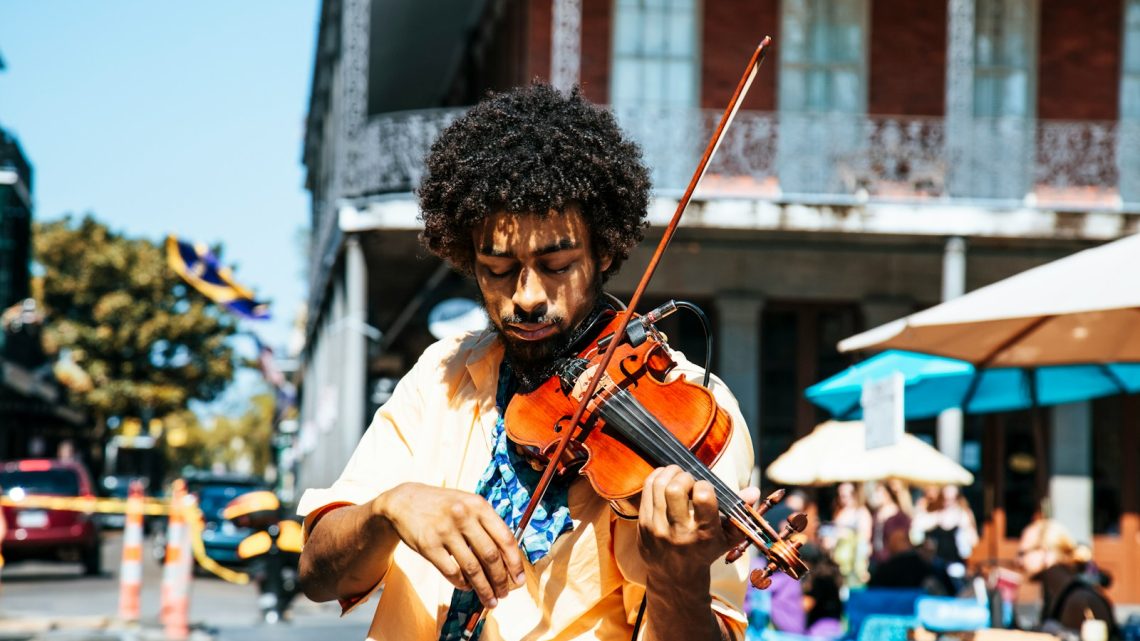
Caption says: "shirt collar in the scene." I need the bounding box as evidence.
[465,329,505,402]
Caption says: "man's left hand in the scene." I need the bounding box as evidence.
[636,465,760,584]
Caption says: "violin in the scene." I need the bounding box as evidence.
[505,308,810,588]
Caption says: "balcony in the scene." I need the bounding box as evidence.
[342,107,1140,214]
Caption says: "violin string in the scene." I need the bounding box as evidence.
[597,389,767,540]
[599,392,767,542]
[599,390,750,520]
[609,397,774,549]
[606,394,739,504]
[586,378,766,539]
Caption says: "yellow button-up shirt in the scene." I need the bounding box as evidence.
[298,329,755,641]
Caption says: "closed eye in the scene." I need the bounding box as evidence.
[543,263,572,274]
[477,256,517,279]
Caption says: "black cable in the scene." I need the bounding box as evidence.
[674,301,713,388]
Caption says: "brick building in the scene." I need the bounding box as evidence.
[297,0,1140,602]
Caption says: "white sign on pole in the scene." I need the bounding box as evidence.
[862,372,905,450]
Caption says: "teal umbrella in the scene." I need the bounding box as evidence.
[806,350,1140,420]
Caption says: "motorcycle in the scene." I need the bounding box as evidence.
[222,491,303,624]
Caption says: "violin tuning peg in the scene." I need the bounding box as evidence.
[749,568,773,590]
[788,512,808,534]
[725,541,750,564]
[755,489,784,517]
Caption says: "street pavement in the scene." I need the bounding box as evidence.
[0,532,371,640]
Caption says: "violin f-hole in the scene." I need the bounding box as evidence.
[553,415,571,433]
[618,353,643,381]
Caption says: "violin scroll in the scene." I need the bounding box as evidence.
[748,512,809,589]
[724,489,810,589]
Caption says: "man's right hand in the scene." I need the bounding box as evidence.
[373,482,526,608]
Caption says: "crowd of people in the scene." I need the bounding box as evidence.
[744,481,1122,641]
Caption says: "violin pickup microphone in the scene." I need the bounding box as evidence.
[596,300,680,351]
[628,300,680,345]
[643,300,679,325]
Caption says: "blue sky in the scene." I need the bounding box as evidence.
[0,1,319,351]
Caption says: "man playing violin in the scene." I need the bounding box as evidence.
[298,83,761,641]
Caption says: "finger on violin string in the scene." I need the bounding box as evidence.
[661,468,697,527]
[638,467,666,531]
[691,480,721,533]
[444,535,500,608]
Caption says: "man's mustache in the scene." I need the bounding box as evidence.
[500,311,565,326]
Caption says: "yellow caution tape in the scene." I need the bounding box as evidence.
[183,501,250,585]
[0,494,170,515]
[1,493,254,585]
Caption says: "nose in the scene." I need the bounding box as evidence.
[512,267,548,319]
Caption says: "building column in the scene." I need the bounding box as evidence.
[1050,402,1092,543]
[551,0,582,91]
[341,235,369,459]
[945,0,975,196]
[715,294,764,465]
[938,236,967,462]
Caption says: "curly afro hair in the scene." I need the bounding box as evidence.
[418,83,651,280]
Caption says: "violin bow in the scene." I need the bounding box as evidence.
[463,37,772,639]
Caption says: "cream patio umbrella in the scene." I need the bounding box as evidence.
[837,233,1140,366]
[766,420,974,487]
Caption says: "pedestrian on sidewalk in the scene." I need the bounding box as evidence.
[827,482,872,590]
[1018,519,1120,640]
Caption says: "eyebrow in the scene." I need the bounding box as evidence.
[478,238,580,258]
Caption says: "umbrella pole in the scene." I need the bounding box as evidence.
[1028,368,1050,516]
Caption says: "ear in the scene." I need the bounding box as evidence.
[598,254,613,274]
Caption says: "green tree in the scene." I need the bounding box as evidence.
[35,215,238,430]
[162,392,275,476]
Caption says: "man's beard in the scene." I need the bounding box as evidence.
[488,280,605,392]
[498,315,571,392]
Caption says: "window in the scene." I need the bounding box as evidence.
[1120,0,1140,203]
[1123,0,1140,119]
[779,0,868,114]
[610,0,699,109]
[777,0,868,194]
[966,0,1036,200]
[973,0,1035,118]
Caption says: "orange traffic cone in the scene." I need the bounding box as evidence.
[117,479,145,622]
[160,480,191,639]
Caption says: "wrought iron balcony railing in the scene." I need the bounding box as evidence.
[341,107,1140,213]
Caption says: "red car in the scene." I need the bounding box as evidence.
[0,459,102,575]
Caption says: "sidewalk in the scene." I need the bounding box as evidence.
[0,596,370,641]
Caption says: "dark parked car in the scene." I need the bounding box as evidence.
[185,472,268,567]
[0,459,102,575]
